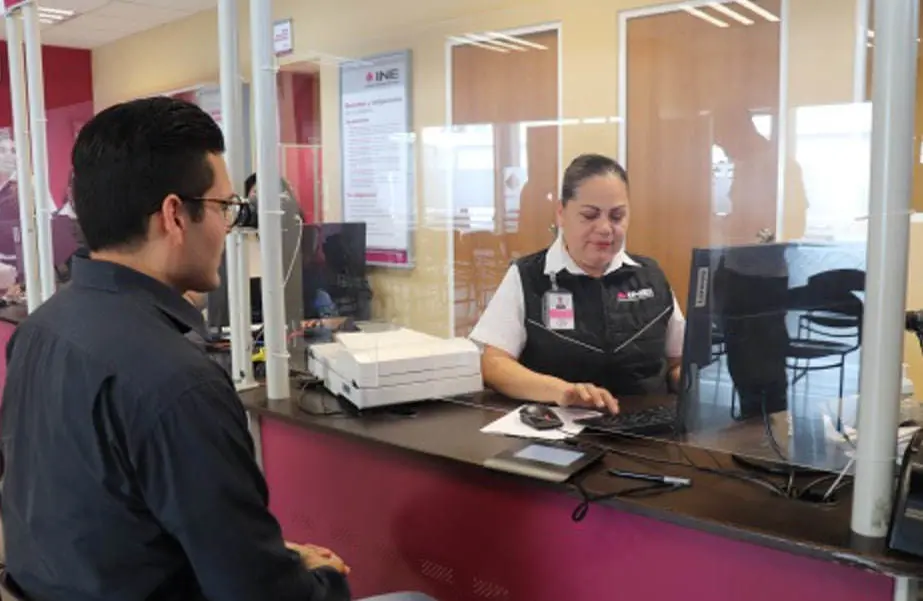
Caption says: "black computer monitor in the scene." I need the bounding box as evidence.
[682,243,793,421]
[679,241,866,472]
[301,222,370,320]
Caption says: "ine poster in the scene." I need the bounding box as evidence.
[340,50,414,267]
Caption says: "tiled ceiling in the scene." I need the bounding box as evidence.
[7,0,217,49]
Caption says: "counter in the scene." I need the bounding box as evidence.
[241,385,921,601]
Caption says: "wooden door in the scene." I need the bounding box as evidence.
[451,29,560,335]
[625,1,782,310]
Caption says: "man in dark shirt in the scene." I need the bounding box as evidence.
[0,97,351,601]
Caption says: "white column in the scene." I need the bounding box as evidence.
[218,0,258,390]
[893,576,918,601]
[851,0,919,538]
[5,10,39,312]
[21,1,55,302]
[249,0,290,400]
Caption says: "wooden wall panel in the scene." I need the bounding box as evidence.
[451,30,560,335]
[625,1,782,310]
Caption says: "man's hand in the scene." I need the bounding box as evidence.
[285,541,351,575]
[557,383,619,414]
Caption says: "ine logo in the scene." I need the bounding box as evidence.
[365,68,400,83]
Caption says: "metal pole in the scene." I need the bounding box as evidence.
[893,576,918,601]
[851,0,919,539]
[5,11,39,312]
[21,1,55,302]
[312,145,321,222]
[218,0,257,390]
[249,0,290,400]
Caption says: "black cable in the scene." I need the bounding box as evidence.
[569,479,685,522]
[580,436,790,497]
[294,377,346,417]
[761,394,789,464]
[797,470,855,501]
[577,434,690,469]
[798,473,838,496]
[675,446,790,497]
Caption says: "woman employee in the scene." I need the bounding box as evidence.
[470,153,685,414]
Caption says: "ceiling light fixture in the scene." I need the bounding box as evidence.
[466,32,525,52]
[37,5,75,24]
[709,2,754,25]
[449,36,508,53]
[39,6,74,16]
[734,0,780,23]
[486,32,548,50]
[683,6,729,28]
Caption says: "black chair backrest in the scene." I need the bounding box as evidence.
[789,268,866,319]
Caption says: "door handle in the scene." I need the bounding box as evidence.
[757,228,776,243]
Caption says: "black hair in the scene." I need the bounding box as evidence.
[244,173,257,198]
[560,153,629,205]
[71,96,226,251]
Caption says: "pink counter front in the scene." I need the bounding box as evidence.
[251,404,901,601]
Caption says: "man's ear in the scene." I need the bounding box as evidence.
[160,194,187,238]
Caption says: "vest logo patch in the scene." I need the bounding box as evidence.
[617,288,655,302]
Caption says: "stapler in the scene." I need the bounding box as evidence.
[888,428,923,556]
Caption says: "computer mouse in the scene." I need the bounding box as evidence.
[519,404,564,430]
[901,420,920,428]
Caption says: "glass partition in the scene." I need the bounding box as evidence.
[191,0,915,490]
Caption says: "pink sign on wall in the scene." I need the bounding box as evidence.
[3,0,29,11]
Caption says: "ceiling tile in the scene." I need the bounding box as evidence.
[15,0,218,49]
[91,1,187,23]
[38,0,111,13]
[52,13,138,32]
[122,0,216,10]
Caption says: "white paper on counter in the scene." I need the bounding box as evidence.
[480,405,601,441]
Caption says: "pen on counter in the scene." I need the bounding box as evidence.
[607,468,691,487]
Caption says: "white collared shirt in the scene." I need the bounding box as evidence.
[469,237,685,359]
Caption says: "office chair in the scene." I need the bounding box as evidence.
[787,269,864,403]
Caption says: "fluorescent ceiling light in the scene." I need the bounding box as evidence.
[465,33,524,52]
[39,7,74,16]
[38,6,75,24]
[683,6,729,28]
[709,2,754,25]
[734,0,780,22]
[486,32,548,50]
[449,36,508,53]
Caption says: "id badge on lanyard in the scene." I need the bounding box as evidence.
[543,273,575,330]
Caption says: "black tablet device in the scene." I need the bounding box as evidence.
[484,441,604,483]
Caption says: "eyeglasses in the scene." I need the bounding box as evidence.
[179,194,249,227]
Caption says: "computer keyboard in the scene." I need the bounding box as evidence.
[575,405,677,436]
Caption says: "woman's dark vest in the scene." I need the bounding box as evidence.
[517,250,675,396]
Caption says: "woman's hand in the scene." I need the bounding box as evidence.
[480,345,619,413]
[556,382,619,414]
